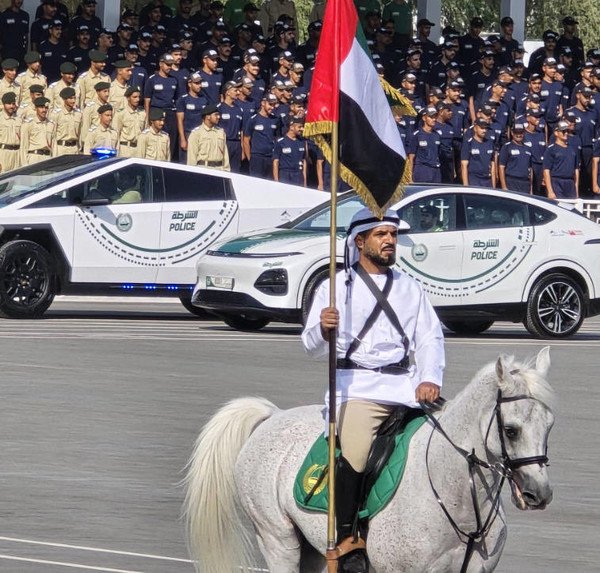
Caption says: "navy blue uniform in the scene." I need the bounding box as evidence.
[468,70,494,108]
[273,135,305,185]
[145,73,179,159]
[461,137,495,187]
[244,113,279,178]
[435,120,455,183]
[523,129,547,195]
[543,143,579,198]
[567,105,596,196]
[217,101,244,172]
[67,45,91,74]
[499,141,532,193]
[39,40,68,83]
[198,69,223,105]
[130,65,148,94]
[594,139,600,190]
[408,128,442,183]
[0,7,29,62]
[30,17,53,50]
[540,80,563,129]
[176,92,207,163]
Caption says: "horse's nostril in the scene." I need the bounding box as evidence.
[523,491,539,504]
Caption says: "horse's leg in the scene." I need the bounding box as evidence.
[254,526,302,573]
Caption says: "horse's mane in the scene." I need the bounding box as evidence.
[452,353,556,413]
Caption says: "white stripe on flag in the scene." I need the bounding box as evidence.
[340,38,406,159]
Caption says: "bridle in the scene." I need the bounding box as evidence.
[422,379,550,573]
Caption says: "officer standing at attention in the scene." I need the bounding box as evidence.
[0,0,30,64]
[137,108,171,161]
[272,117,306,185]
[198,49,223,106]
[523,108,547,195]
[0,92,22,173]
[20,96,54,164]
[51,87,82,156]
[302,207,444,572]
[77,49,110,109]
[461,118,496,187]
[187,104,230,171]
[83,104,118,154]
[176,72,208,164]
[543,119,580,199]
[109,60,133,112]
[113,86,147,158]
[18,52,47,107]
[592,137,600,196]
[434,101,456,184]
[144,53,179,160]
[217,80,244,172]
[498,123,532,193]
[243,93,278,178]
[0,59,21,105]
[407,105,442,183]
[46,62,80,110]
[39,19,67,83]
[80,81,110,143]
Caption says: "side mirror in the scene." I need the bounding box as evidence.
[79,197,111,207]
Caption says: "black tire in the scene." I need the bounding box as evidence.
[179,295,210,318]
[442,320,494,335]
[0,240,55,319]
[301,268,330,325]
[221,313,270,331]
[525,273,585,338]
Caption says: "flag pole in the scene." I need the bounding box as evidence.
[326,122,340,561]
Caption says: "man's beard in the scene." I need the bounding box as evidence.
[364,245,396,267]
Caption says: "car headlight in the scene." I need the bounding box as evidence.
[254,269,288,295]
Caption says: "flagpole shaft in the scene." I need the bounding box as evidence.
[327,121,340,553]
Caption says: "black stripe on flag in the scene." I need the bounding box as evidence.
[339,92,407,208]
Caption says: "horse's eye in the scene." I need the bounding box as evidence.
[504,426,519,439]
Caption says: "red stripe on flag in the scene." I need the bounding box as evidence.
[305,0,358,124]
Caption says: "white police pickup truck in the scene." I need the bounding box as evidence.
[0,154,326,318]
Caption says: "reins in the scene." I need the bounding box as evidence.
[421,379,550,573]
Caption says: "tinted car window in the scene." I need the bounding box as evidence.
[28,164,153,207]
[293,197,365,232]
[161,169,233,202]
[464,194,530,229]
[398,195,457,233]
[531,205,557,226]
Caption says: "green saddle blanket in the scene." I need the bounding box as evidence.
[293,415,427,520]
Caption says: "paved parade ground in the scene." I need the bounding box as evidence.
[0,298,598,572]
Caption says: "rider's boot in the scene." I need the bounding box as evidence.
[333,456,369,573]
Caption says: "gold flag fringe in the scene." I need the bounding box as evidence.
[306,130,411,219]
[379,77,417,117]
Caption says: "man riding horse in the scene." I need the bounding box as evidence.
[302,207,446,572]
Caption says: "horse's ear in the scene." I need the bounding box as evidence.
[535,346,551,377]
[495,354,511,387]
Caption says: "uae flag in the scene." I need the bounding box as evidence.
[304,0,410,217]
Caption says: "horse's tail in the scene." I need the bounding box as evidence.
[183,397,277,573]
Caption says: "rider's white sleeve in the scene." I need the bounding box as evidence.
[301,278,329,359]
[413,287,446,387]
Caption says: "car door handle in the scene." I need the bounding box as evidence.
[439,245,457,250]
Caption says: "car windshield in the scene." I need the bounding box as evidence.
[0,156,123,207]
[283,187,424,232]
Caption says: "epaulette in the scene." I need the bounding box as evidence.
[23,117,33,123]
[16,71,26,78]
[49,81,58,88]
[79,71,89,79]
[141,128,150,133]
[88,125,98,132]
[85,101,96,107]
[190,125,200,132]
[277,137,284,142]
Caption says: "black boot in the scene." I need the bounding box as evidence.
[335,456,369,573]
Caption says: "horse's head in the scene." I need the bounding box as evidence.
[486,347,555,511]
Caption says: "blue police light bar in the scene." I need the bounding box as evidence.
[91,147,118,159]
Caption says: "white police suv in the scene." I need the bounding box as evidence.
[0,154,326,318]
[192,186,600,338]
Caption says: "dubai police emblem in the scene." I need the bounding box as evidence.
[302,463,327,496]
[411,243,428,262]
[116,213,133,232]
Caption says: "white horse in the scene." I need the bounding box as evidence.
[184,348,555,573]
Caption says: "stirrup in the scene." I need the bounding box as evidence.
[326,537,368,573]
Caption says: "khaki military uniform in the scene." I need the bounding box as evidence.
[259,0,298,35]
[187,123,230,171]
[50,106,83,156]
[83,124,119,154]
[17,69,48,106]
[0,77,21,106]
[80,99,103,146]
[108,81,128,112]
[76,69,111,108]
[17,101,38,121]
[46,80,81,109]
[0,110,22,173]
[113,106,147,158]
[137,127,170,161]
[20,116,54,165]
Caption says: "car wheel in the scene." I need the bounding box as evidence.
[525,273,584,338]
[221,313,270,331]
[0,240,55,319]
[301,268,330,325]
[442,320,494,335]
[179,295,209,318]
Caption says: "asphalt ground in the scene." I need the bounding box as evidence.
[0,298,598,572]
